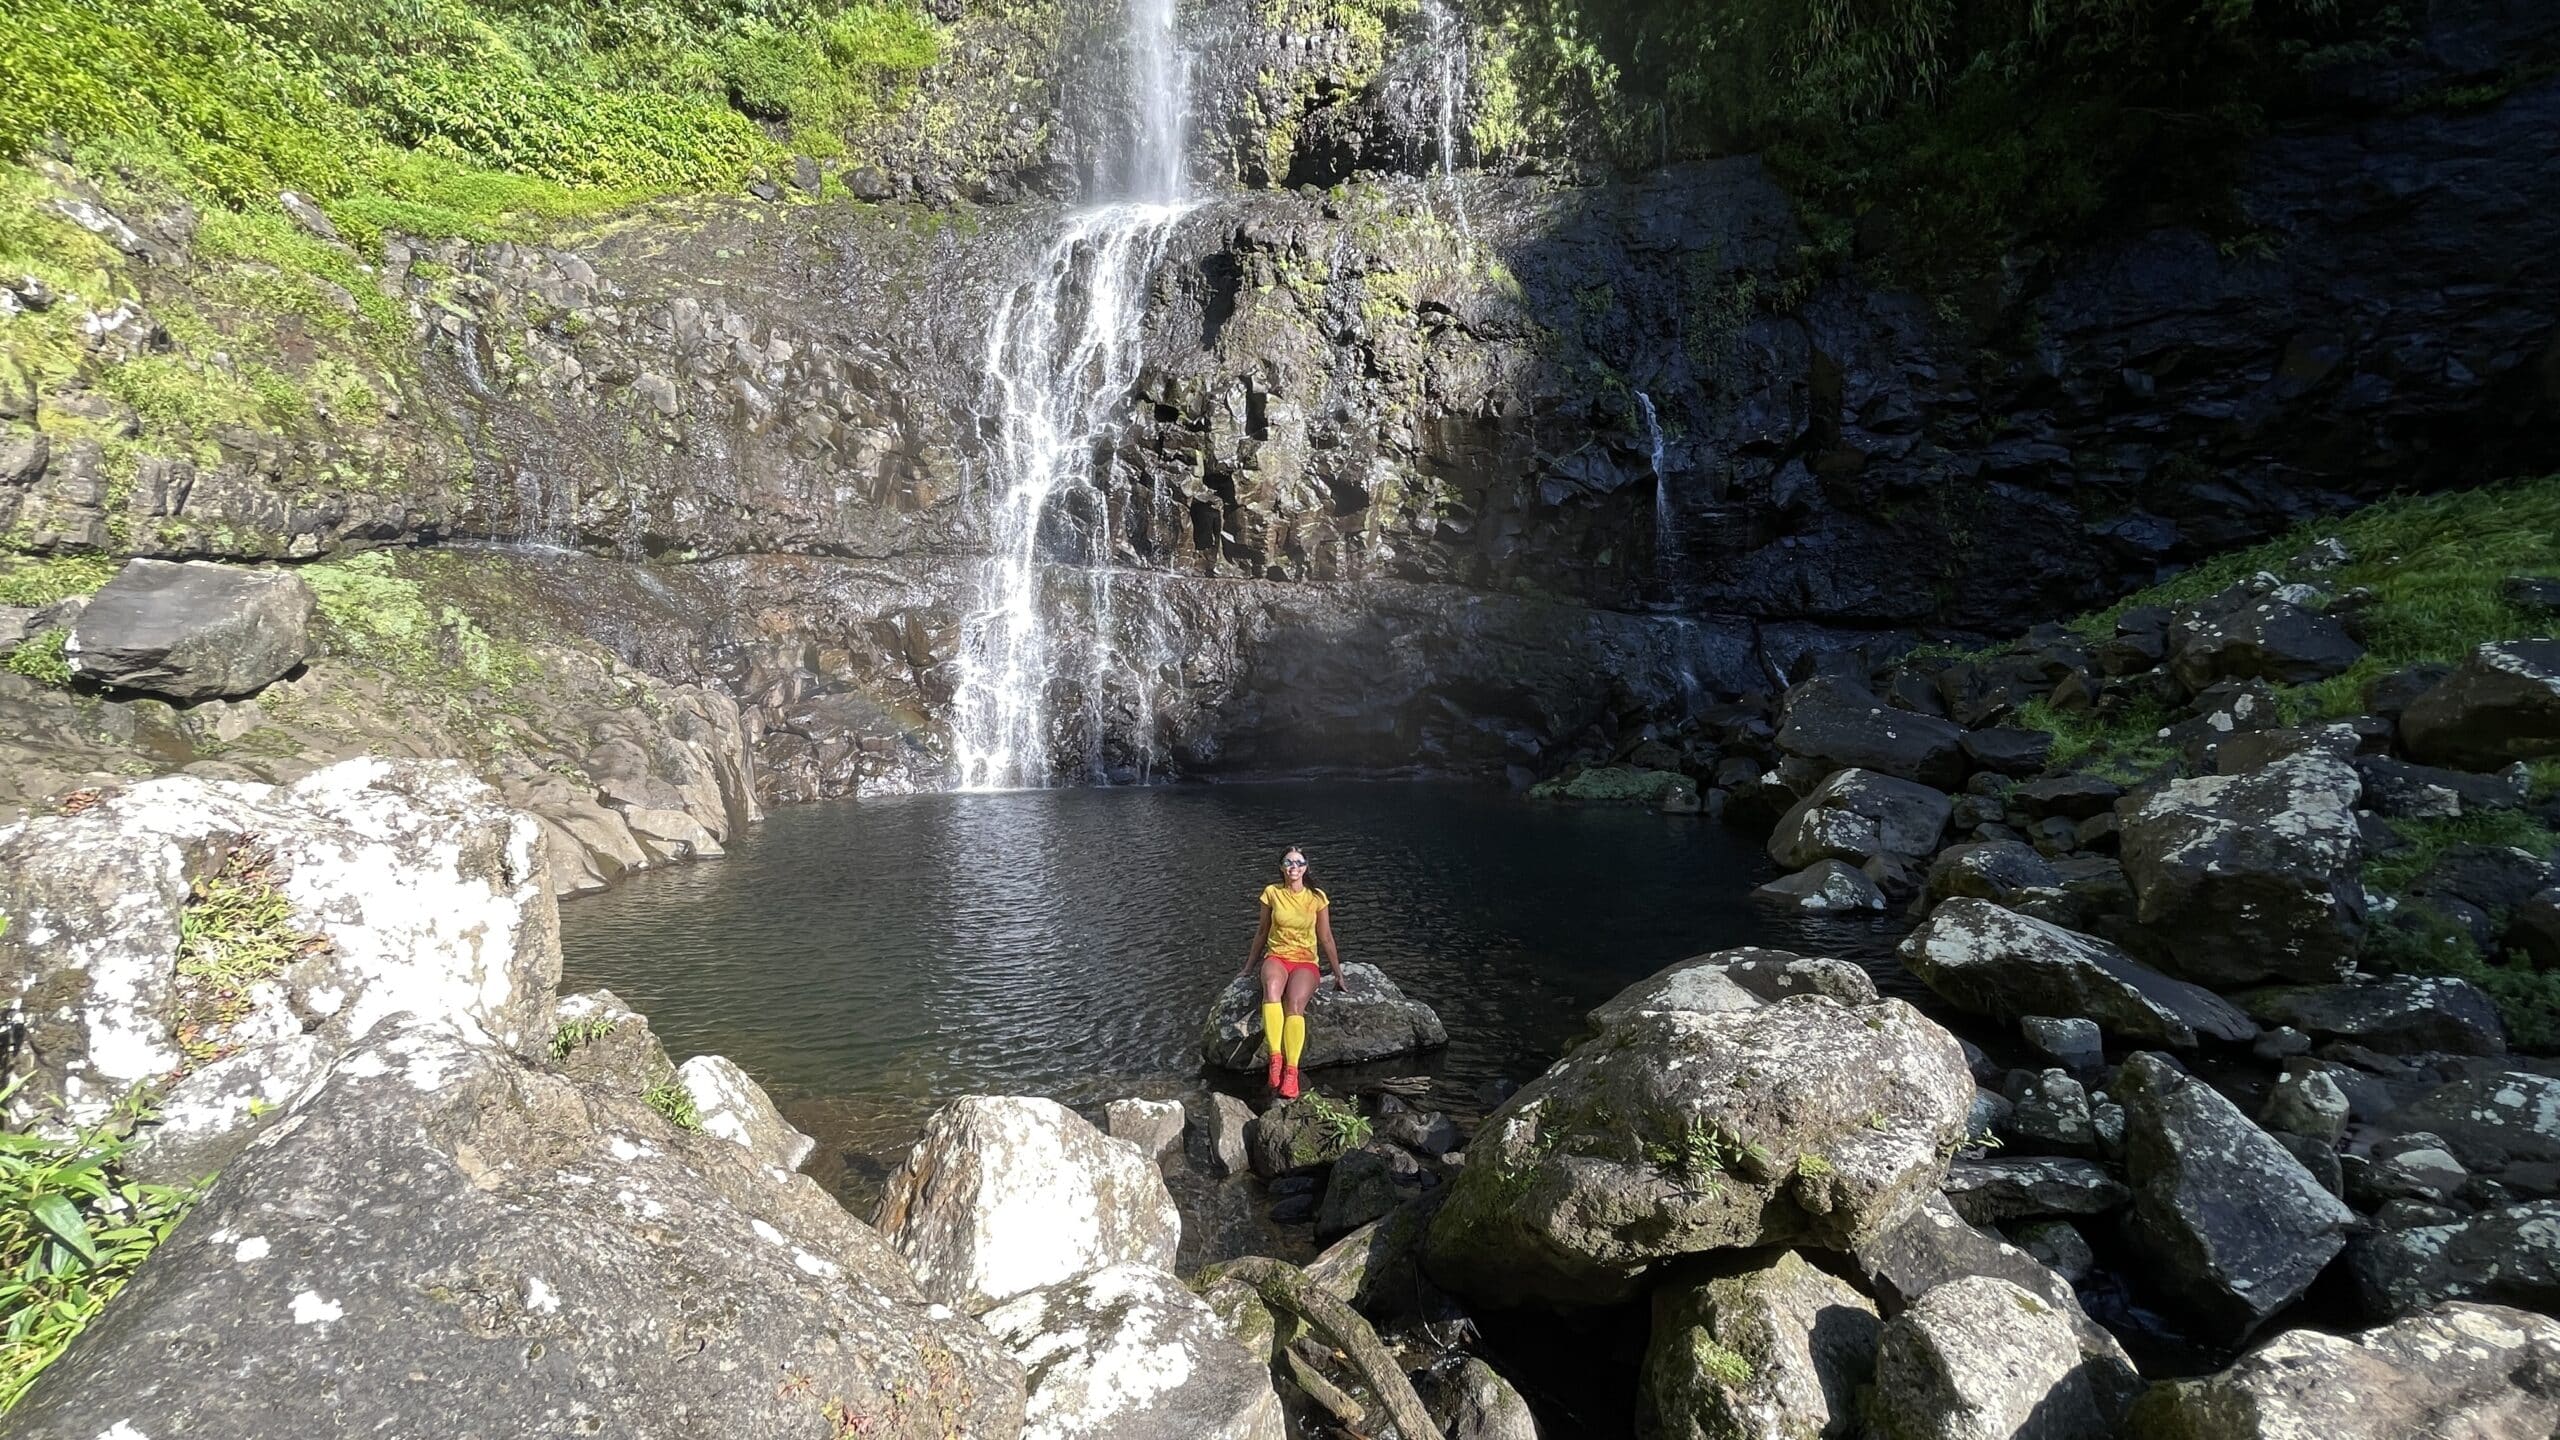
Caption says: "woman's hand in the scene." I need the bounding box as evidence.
[1335,967,1353,994]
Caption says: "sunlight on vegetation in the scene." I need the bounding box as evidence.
[173,842,324,1065]
[644,1081,703,1131]
[0,1089,201,1412]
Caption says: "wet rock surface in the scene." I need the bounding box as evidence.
[1200,962,1447,1071]
[63,559,314,701]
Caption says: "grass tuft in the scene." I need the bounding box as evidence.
[550,1015,622,1061]
[2,630,71,688]
[172,841,326,1064]
[643,1080,701,1131]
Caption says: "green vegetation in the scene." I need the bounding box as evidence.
[1688,1333,1753,1388]
[0,1089,202,1411]
[0,555,115,608]
[1476,0,2392,291]
[550,1015,623,1061]
[1,0,944,234]
[644,1080,702,1131]
[300,551,544,752]
[1,630,70,688]
[173,842,321,1064]
[1976,475,2560,1042]
[1793,1152,1833,1180]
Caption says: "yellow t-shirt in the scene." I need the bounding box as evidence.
[1260,884,1329,962]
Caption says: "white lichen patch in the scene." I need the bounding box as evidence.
[232,1236,270,1263]
[290,1291,343,1325]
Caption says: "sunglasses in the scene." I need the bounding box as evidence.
[1282,859,1307,868]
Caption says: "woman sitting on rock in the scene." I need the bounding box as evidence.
[1243,846,1350,1099]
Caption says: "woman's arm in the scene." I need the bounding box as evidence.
[1316,908,1349,992]
[1244,905,1273,976]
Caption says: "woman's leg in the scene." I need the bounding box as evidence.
[1280,964,1320,1075]
[1258,957,1290,1086]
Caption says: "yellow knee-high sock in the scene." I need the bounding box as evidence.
[1261,1001,1286,1056]
[1283,1014,1307,1068]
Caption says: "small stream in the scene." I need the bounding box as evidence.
[558,782,1922,1198]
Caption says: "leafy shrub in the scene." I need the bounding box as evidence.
[1,631,71,688]
[550,1015,622,1059]
[0,1090,202,1411]
[644,1081,702,1130]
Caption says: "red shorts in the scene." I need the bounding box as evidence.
[1266,953,1321,976]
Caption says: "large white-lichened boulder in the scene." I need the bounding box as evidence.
[1200,962,1445,1071]
[2115,1052,2355,1343]
[63,558,314,701]
[1425,995,1973,1308]
[1767,767,1953,870]
[2115,751,2367,985]
[980,1263,1285,1440]
[0,758,558,1180]
[2132,1302,2560,1439]
[874,1095,1181,1313]
[677,1054,816,1172]
[1641,1250,1880,1440]
[1896,899,2256,1048]
[1871,1275,2134,1440]
[7,1018,1027,1439]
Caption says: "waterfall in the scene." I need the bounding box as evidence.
[1424,0,1471,239]
[948,0,1196,790]
[1637,390,1674,580]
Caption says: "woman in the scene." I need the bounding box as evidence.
[1242,847,1349,1099]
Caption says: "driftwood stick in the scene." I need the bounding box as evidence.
[1220,1255,1445,1440]
[1283,1347,1370,1433]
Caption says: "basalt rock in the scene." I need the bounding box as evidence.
[2401,641,2560,770]
[1775,679,1969,790]
[874,1094,1180,1313]
[1871,1276,2134,1440]
[1200,962,1446,1071]
[2240,974,2507,1056]
[2116,1051,2355,1342]
[1640,1249,1880,1440]
[0,758,558,1181]
[62,559,313,701]
[8,1018,1027,1439]
[1767,767,1952,870]
[1426,995,1971,1308]
[1753,859,1889,913]
[1897,899,2256,1049]
[2116,751,2367,986]
[1585,947,1878,1035]
[2348,1201,2560,1319]
[980,1263,1285,1440]
[2130,1302,2560,1440]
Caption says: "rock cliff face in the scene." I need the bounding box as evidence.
[3,5,2555,800]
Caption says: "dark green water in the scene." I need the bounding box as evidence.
[557,782,1916,1180]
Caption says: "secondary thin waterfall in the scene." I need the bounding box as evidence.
[949,0,1195,790]
[1638,390,1675,585]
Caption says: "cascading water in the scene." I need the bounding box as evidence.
[948,0,1196,790]
[1423,0,1472,240]
[1637,390,1675,589]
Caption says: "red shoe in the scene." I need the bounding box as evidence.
[1267,1051,1285,1090]
[1279,1066,1301,1100]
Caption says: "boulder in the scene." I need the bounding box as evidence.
[1379,1106,1463,1158]
[1185,1091,1255,1176]
[1317,1142,1420,1238]
[1940,1157,2128,1226]
[1425,995,1972,1307]
[2019,1016,2103,1075]
[7,1018,1026,1439]
[1871,1276,2133,1440]
[2345,1133,2470,1209]
[1853,1195,2127,1367]
[548,988,676,1093]
[1896,900,2256,1048]
[1640,1250,1880,1440]
[2009,774,2124,822]
[2008,1221,2094,1284]
[980,1264,1284,1440]
[2348,1201,2560,1318]
[2400,640,2560,770]
[677,1054,815,1171]
[2380,1071,2560,1173]
[1105,1098,1186,1161]
[0,758,557,1181]
[874,1095,1180,1313]
[2356,753,2529,818]
[2130,1302,2560,1439]
[1529,765,1700,810]
[1767,768,1952,869]
[2166,598,2362,692]
[2115,1052,2355,1342]
[1304,1191,1443,1320]
[2001,1069,2099,1156]
[1247,1094,1369,1178]
[1200,962,1445,1071]
[1753,859,1888,913]
[2258,1061,2351,1144]
[1776,677,1969,789]
[2239,974,2507,1056]
[2117,752,2367,986]
[62,559,315,700]
[1585,948,1876,1035]
[2510,888,2560,969]
[1959,727,2052,777]
[1923,842,2061,908]
[1429,1357,1542,1440]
